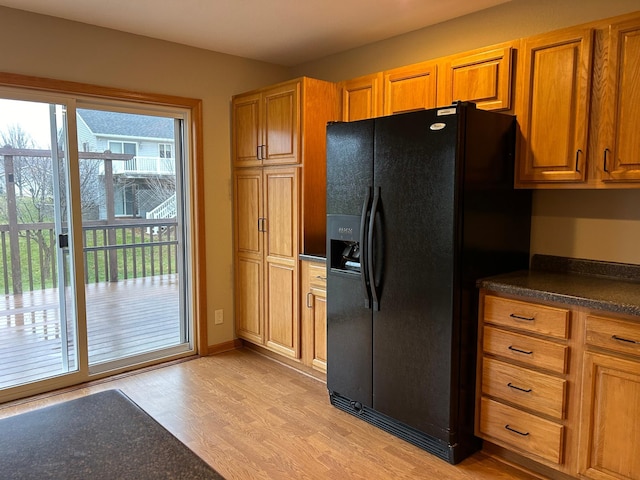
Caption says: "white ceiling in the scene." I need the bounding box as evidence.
[0,0,511,66]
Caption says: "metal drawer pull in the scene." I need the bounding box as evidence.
[505,424,530,436]
[315,275,327,281]
[510,313,535,321]
[612,335,639,345]
[507,382,532,393]
[508,345,533,355]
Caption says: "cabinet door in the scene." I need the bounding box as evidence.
[263,83,299,165]
[235,255,264,344]
[340,73,383,121]
[439,43,514,111]
[232,93,262,167]
[310,285,327,372]
[263,168,299,358]
[599,17,640,182]
[234,169,263,258]
[383,62,437,115]
[516,28,593,184]
[234,169,264,343]
[579,353,640,480]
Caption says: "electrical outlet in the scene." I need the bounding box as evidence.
[214,309,224,325]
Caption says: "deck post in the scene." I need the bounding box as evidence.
[3,151,23,295]
[104,152,118,283]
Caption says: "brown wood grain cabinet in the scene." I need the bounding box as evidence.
[342,41,516,121]
[438,41,516,111]
[338,72,383,121]
[234,167,299,357]
[578,315,640,480]
[382,61,438,115]
[515,26,593,185]
[477,291,640,479]
[477,294,570,468]
[300,259,327,373]
[515,12,640,188]
[596,16,640,183]
[232,83,299,167]
[232,78,337,361]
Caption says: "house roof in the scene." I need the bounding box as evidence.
[77,109,173,140]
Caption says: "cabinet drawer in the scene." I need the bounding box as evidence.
[308,263,327,288]
[482,357,566,419]
[585,314,640,358]
[484,295,570,339]
[483,326,569,374]
[479,397,564,464]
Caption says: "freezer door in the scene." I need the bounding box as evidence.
[326,119,375,407]
[326,120,374,216]
[371,109,460,440]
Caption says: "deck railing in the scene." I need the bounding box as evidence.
[0,219,179,295]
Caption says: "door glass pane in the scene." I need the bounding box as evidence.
[76,108,190,369]
[0,98,78,390]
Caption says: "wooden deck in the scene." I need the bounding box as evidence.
[0,274,182,390]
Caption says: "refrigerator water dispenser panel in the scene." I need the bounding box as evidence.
[327,214,362,274]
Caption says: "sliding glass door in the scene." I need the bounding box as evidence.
[77,106,191,372]
[0,97,80,391]
[0,89,195,401]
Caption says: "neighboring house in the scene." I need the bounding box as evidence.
[76,109,176,220]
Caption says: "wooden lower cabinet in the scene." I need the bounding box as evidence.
[477,291,640,479]
[578,315,640,480]
[477,294,569,470]
[300,259,327,373]
[234,167,300,360]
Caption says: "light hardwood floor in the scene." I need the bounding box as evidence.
[0,349,536,479]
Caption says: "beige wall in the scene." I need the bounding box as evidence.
[293,0,640,266]
[0,6,290,347]
[1,1,638,349]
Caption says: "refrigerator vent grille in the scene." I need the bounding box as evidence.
[329,392,454,463]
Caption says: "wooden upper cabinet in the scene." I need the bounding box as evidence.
[516,27,593,185]
[232,93,261,167]
[383,61,437,115]
[339,72,383,121]
[597,16,640,182]
[232,82,299,167]
[262,83,299,165]
[439,42,515,111]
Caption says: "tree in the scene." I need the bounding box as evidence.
[0,124,104,290]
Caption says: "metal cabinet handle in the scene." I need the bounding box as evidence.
[603,148,610,172]
[505,424,530,436]
[575,149,583,172]
[612,335,639,345]
[306,292,313,308]
[508,345,533,355]
[315,276,327,281]
[507,382,533,393]
[510,313,535,321]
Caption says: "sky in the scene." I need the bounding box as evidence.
[0,98,63,149]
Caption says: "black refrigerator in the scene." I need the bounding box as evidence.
[325,103,531,464]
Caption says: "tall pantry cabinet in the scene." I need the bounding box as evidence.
[232,77,337,360]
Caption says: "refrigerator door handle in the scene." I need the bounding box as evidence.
[360,187,372,308]
[368,187,381,311]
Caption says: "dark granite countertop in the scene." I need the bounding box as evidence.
[478,255,640,317]
[300,253,326,263]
